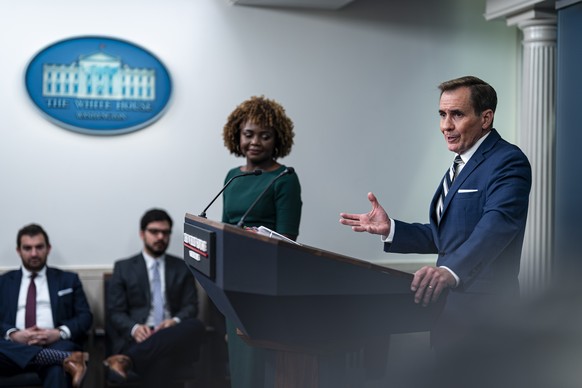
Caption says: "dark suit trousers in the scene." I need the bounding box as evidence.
[124,319,204,388]
[0,340,77,388]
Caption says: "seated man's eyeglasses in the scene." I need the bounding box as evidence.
[146,228,171,236]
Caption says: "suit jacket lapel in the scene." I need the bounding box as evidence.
[439,129,501,221]
[164,257,176,288]
[46,267,60,327]
[135,254,151,305]
[6,270,22,324]
[164,257,179,313]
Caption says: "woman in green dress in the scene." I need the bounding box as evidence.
[222,95,302,387]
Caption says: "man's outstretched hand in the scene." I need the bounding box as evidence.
[340,192,391,237]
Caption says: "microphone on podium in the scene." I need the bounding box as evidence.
[198,169,263,218]
[236,167,295,228]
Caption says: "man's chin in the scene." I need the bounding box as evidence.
[24,262,45,272]
[447,144,460,153]
[149,246,168,257]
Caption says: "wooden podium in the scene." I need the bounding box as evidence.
[183,214,443,388]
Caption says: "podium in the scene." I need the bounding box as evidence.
[183,214,443,387]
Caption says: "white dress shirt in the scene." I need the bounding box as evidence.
[16,266,53,329]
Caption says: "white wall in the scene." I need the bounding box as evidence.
[0,0,518,271]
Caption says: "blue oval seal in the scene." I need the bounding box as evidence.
[25,36,172,135]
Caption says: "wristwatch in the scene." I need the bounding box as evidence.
[59,329,67,340]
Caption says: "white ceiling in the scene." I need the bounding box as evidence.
[227,0,356,10]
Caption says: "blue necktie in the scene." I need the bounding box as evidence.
[151,261,164,326]
[436,155,463,224]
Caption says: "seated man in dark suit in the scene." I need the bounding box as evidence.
[0,224,92,388]
[104,209,204,388]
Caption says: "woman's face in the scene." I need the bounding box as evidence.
[239,120,276,165]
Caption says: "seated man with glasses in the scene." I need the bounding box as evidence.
[104,209,204,388]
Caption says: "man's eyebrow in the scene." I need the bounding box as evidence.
[439,108,464,114]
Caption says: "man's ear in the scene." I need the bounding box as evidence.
[482,109,494,129]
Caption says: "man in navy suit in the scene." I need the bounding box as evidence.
[104,209,204,388]
[340,76,532,349]
[0,224,93,387]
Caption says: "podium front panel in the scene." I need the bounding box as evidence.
[184,214,443,347]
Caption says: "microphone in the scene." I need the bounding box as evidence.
[237,167,295,228]
[198,169,263,218]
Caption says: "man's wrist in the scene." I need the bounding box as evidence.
[439,266,460,287]
[5,328,18,341]
[130,323,141,337]
[58,325,71,340]
[381,218,396,242]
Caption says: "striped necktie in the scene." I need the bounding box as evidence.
[436,155,463,224]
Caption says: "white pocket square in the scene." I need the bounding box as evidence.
[458,189,478,193]
[58,288,73,296]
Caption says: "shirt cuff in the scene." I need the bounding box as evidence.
[173,317,181,324]
[5,328,18,341]
[381,218,396,243]
[439,266,460,287]
[58,325,71,340]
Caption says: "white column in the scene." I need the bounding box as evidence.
[513,18,557,295]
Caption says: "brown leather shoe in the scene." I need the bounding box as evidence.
[103,354,132,382]
[63,351,89,388]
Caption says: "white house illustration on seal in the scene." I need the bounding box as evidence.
[42,51,155,100]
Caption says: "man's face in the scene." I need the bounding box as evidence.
[439,86,493,155]
[140,220,171,258]
[17,234,51,272]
